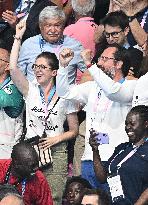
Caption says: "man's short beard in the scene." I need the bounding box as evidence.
[104,68,116,79]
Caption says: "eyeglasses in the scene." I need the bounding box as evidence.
[104,30,123,38]
[32,64,51,71]
[0,58,9,63]
[98,56,116,62]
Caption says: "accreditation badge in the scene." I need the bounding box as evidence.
[107,174,125,202]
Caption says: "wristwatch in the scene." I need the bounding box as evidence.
[128,15,136,22]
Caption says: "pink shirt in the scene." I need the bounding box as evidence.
[64,17,97,55]
[64,17,97,83]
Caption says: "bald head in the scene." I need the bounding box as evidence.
[11,142,39,179]
[0,195,24,205]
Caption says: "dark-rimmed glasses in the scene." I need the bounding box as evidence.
[32,64,51,71]
[104,30,123,38]
[98,56,116,62]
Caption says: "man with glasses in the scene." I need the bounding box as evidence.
[56,44,131,189]
[0,41,24,159]
[94,11,130,61]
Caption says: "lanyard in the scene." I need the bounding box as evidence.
[21,179,26,196]
[90,78,125,128]
[108,145,140,174]
[4,164,27,196]
[39,36,64,53]
[42,97,60,138]
[90,88,112,128]
[0,77,11,90]
[39,85,56,116]
[39,85,56,105]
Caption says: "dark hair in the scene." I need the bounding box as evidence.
[106,43,131,77]
[0,184,21,200]
[82,188,110,205]
[139,56,148,76]
[0,39,11,53]
[11,142,39,164]
[101,11,129,31]
[128,105,148,125]
[36,52,59,71]
[63,176,92,200]
[127,47,143,78]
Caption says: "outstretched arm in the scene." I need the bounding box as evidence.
[81,49,136,103]
[9,21,29,97]
[89,129,107,183]
[56,48,91,104]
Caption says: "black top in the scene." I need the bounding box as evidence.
[105,142,148,205]
[127,6,148,46]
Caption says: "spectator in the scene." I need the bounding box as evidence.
[1,195,24,205]
[89,105,148,204]
[0,142,53,205]
[94,11,130,61]
[63,176,92,205]
[85,42,148,107]
[9,21,79,205]
[0,0,65,51]
[57,44,131,189]
[81,189,110,205]
[0,40,24,159]
[18,6,86,83]
[64,0,97,56]
[0,184,21,200]
[111,0,148,48]
[0,184,24,205]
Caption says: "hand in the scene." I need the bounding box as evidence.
[89,128,99,151]
[15,21,26,39]
[59,48,74,67]
[81,49,93,66]
[39,136,60,151]
[2,10,18,28]
[113,0,135,16]
[108,0,120,13]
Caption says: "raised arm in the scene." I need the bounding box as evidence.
[113,0,148,47]
[81,49,136,103]
[9,21,29,97]
[56,48,92,104]
[89,129,107,183]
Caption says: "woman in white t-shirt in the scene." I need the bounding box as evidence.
[9,21,79,205]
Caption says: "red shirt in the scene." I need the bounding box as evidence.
[0,160,53,205]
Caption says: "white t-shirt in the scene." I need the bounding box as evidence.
[25,82,77,139]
